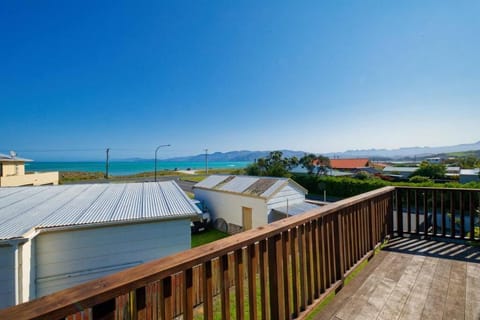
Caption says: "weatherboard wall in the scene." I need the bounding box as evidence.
[194,189,268,230]
[31,220,190,299]
[0,245,15,309]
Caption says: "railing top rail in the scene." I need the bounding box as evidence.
[395,186,480,192]
[0,186,395,320]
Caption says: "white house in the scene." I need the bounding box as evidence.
[193,175,319,233]
[459,168,480,184]
[383,166,418,179]
[0,152,58,187]
[0,181,200,309]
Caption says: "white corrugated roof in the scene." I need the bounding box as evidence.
[272,202,320,216]
[460,168,480,175]
[0,153,32,162]
[0,181,200,240]
[194,175,307,199]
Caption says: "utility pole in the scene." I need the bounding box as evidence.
[205,148,208,174]
[105,148,110,179]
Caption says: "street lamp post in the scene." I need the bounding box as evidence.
[155,144,171,182]
[205,148,208,174]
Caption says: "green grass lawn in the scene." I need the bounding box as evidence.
[191,228,229,248]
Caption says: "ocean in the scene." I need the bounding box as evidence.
[25,160,250,176]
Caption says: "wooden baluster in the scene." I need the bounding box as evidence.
[414,189,420,235]
[247,244,257,320]
[406,189,411,234]
[234,249,244,320]
[259,240,268,320]
[450,191,455,238]
[441,190,446,236]
[220,254,230,320]
[469,191,475,241]
[305,222,313,306]
[423,190,428,235]
[298,224,306,310]
[460,191,465,238]
[311,221,319,300]
[268,234,285,320]
[396,189,403,237]
[334,212,345,289]
[282,231,291,318]
[290,227,299,317]
[432,190,437,236]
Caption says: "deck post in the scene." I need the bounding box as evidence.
[396,189,404,237]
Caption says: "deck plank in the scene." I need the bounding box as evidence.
[444,260,466,320]
[419,258,451,320]
[465,263,480,320]
[312,238,480,320]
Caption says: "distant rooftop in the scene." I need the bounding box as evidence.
[330,158,370,169]
[0,181,200,240]
[0,152,32,162]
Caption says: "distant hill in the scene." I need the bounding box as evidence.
[165,150,307,162]
[325,141,480,160]
[156,141,480,162]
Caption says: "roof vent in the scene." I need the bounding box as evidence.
[9,150,16,159]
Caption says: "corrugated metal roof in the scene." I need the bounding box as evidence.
[220,176,259,193]
[195,175,232,189]
[0,153,32,162]
[272,202,320,216]
[0,181,200,240]
[194,175,299,199]
[383,166,418,173]
[460,168,480,175]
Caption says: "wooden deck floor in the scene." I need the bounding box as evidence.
[313,237,480,320]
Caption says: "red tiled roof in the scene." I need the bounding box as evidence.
[330,158,370,169]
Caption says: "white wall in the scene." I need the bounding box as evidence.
[34,219,190,298]
[195,189,268,229]
[0,245,15,309]
[20,238,35,303]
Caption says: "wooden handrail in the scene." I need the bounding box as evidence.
[0,186,395,320]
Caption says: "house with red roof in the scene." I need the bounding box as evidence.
[329,158,371,171]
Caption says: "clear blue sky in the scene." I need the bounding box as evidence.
[1,1,479,161]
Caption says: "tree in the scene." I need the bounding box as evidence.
[299,154,317,174]
[412,161,446,180]
[314,155,331,176]
[299,154,331,176]
[458,156,480,169]
[245,151,299,177]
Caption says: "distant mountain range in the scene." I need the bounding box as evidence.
[327,140,480,160]
[163,141,480,162]
[165,150,306,162]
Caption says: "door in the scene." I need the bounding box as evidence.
[242,207,252,230]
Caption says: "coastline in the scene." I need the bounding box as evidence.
[26,160,250,176]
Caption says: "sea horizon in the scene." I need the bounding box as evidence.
[25,160,251,176]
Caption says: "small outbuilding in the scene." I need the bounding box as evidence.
[0,152,58,187]
[460,168,480,184]
[0,181,200,308]
[193,175,319,233]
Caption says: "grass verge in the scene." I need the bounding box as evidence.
[191,228,229,248]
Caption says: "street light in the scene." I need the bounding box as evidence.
[155,144,171,182]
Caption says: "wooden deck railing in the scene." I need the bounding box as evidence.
[0,186,395,320]
[394,187,480,241]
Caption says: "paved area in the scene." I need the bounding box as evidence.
[314,237,480,320]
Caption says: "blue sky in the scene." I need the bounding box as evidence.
[1,1,479,161]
